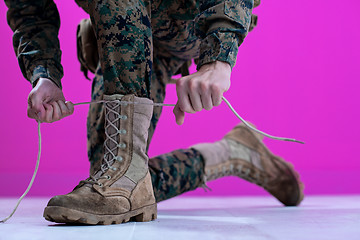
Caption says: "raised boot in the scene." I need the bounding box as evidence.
[43,94,157,225]
[192,122,304,206]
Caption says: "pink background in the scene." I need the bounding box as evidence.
[0,0,359,198]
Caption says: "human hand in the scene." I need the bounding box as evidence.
[173,61,231,125]
[27,78,74,123]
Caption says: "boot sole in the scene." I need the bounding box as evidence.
[43,203,157,225]
[231,124,304,206]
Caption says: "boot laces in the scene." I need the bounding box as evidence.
[81,100,127,186]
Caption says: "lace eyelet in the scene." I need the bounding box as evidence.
[106,175,111,180]
[98,183,103,187]
[112,167,117,171]
[118,143,126,149]
[118,129,127,135]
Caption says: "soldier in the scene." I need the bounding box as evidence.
[5,0,303,225]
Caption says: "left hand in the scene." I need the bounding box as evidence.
[173,60,231,125]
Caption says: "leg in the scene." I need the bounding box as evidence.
[83,0,303,209]
[149,148,205,202]
[82,0,154,172]
[88,0,153,97]
[87,70,304,206]
[192,123,305,206]
[86,0,207,203]
[148,52,206,202]
[87,51,206,202]
[44,0,158,225]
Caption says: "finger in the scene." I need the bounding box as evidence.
[211,85,223,106]
[201,94,213,110]
[28,106,45,121]
[38,108,46,121]
[173,102,185,125]
[199,83,213,110]
[51,101,62,121]
[27,98,38,120]
[188,90,203,112]
[28,93,46,120]
[182,94,196,113]
[57,100,70,116]
[44,104,54,123]
[186,78,203,111]
[176,78,196,113]
[27,106,39,120]
[30,92,45,112]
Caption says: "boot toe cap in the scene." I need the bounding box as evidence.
[46,192,131,215]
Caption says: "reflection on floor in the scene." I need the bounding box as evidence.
[0,195,359,240]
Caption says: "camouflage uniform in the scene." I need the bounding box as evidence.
[6,0,257,202]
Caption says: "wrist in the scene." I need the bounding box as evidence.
[30,64,63,89]
[199,60,231,73]
[34,77,58,89]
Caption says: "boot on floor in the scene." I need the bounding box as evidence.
[43,94,157,225]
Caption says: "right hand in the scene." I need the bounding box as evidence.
[27,78,74,123]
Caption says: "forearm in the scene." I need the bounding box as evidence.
[5,0,63,88]
[195,0,254,69]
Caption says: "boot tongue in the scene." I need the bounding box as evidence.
[92,169,103,179]
[92,156,115,179]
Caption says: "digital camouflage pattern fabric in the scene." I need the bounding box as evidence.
[6,0,254,94]
[6,0,258,202]
[149,148,205,202]
[5,0,63,89]
[87,60,205,203]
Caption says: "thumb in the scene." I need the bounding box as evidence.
[173,102,185,125]
[65,101,75,115]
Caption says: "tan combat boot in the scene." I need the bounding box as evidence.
[192,122,304,206]
[43,94,157,225]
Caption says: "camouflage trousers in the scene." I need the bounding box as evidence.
[75,0,203,97]
[80,0,208,202]
[88,65,205,203]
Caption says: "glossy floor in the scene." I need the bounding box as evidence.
[0,195,359,240]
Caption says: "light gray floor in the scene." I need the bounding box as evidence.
[0,195,359,240]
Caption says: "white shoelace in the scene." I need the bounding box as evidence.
[0,96,304,223]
